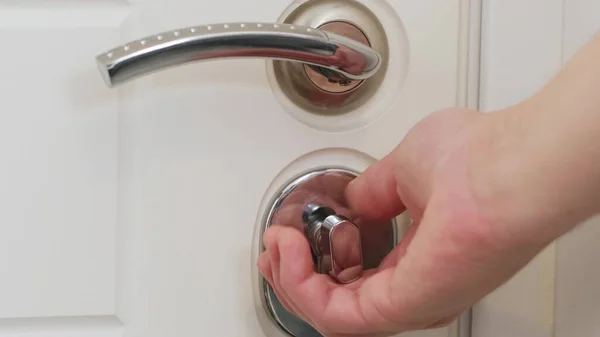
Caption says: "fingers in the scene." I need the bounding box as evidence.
[259,225,401,335]
[257,253,272,283]
[345,154,406,222]
[263,225,322,323]
[257,252,297,317]
[260,227,310,322]
[378,221,420,271]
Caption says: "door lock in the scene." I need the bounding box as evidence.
[302,204,363,284]
[260,167,400,336]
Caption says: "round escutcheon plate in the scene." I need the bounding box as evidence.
[259,167,400,336]
[268,0,391,116]
[266,0,410,133]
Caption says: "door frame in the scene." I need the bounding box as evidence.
[458,0,483,336]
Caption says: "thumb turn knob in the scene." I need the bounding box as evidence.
[302,204,363,284]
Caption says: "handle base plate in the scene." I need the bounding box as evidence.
[268,0,390,117]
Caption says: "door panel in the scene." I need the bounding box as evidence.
[0,0,477,336]
[0,1,126,322]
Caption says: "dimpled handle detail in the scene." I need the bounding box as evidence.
[95,22,382,87]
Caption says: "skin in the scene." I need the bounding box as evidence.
[257,32,600,337]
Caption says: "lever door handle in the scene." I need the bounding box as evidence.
[95,22,383,88]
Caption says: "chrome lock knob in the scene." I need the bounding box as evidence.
[95,22,382,88]
[302,204,363,284]
[259,168,401,337]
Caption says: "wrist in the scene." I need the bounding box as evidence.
[468,33,600,247]
[468,105,593,247]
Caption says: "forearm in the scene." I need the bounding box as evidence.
[474,33,600,244]
[520,32,600,225]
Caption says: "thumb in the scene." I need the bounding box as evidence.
[345,153,405,222]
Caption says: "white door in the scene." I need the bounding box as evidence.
[0,0,479,336]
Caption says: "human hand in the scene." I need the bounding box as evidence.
[257,107,558,337]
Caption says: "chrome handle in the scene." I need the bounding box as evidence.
[303,204,363,284]
[95,22,383,88]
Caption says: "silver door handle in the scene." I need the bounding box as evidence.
[95,22,383,88]
[302,204,363,284]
